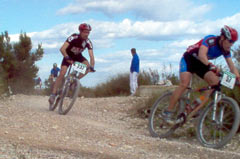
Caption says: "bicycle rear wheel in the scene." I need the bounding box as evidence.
[58,78,80,115]
[196,96,240,149]
[148,91,185,138]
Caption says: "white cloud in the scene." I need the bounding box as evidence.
[169,39,200,48]
[57,0,211,21]
[10,12,240,51]
[95,57,109,63]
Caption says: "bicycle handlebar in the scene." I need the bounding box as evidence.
[88,66,96,72]
[216,71,240,88]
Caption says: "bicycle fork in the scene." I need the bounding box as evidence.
[212,91,223,123]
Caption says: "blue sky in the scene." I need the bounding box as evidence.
[1,0,240,87]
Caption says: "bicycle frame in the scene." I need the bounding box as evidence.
[64,65,80,85]
[182,80,223,121]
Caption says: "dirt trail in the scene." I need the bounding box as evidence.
[0,94,240,159]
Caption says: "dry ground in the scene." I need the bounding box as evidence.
[0,94,240,159]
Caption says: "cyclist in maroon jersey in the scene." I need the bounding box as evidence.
[49,23,95,104]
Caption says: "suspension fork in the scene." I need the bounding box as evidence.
[211,90,223,122]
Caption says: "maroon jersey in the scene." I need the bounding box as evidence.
[65,33,93,59]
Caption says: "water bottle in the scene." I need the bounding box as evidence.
[191,95,205,109]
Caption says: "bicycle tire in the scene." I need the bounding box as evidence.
[196,96,240,149]
[49,80,64,111]
[49,96,60,111]
[58,78,80,115]
[148,91,184,138]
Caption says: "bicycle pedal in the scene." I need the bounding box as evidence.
[175,117,184,124]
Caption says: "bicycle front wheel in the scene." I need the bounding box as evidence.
[58,78,80,115]
[49,95,60,111]
[148,91,184,138]
[196,96,240,149]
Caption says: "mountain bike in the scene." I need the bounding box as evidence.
[148,70,240,149]
[49,62,95,115]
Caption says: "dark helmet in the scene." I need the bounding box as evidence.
[221,25,238,42]
[53,63,57,67]
[79,23,92,32]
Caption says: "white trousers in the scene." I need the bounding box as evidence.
[130,72,138,95]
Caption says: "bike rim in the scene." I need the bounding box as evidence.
[199,100,237,147]
[60,81,77,113]
[150,93,181,138]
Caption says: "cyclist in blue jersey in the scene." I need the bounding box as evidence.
[162,25,240,124]
[50,63,60,79]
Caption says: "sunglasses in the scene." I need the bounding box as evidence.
[228,39,235,43]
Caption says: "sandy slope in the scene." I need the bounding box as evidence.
[0,94,240,159]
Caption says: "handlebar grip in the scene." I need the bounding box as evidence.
[236,80,240,86]
[88,66,96,72]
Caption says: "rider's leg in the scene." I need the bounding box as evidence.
[167,72,192,111]
[161,72,192,123]
[49,65,68,104]
[52,65,68,94]
[203,71,220,96]
[77,60,90,79]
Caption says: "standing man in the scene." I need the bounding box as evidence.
[130,48,140,96]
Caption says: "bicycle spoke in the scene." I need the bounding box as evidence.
[149,92,185,138]
[58,79,79,115]
[197,97,240,148]
[61,84,74,110]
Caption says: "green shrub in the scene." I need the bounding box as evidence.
[90,69,161,97]
[93,73,130,97]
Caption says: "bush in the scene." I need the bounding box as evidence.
[89,69,163,97]
[93,73,130,97]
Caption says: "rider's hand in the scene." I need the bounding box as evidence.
[236,77,240,86]
[88,66,96,72]
[208,63,219,73]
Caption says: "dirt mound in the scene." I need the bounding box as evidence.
[0,94,240,159]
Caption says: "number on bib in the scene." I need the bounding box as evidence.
[72,62,87,74]
[220,71,236,89]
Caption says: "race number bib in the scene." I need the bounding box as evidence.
[72,62,87,74]
[220,71,236,89]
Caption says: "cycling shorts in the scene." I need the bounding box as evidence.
[179,52,210,79]
[61,54,87,67]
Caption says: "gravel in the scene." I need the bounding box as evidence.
[0,94,240,159]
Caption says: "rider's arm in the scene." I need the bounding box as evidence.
[198,45,210,65]
[88,49,95,67]
[60,42,70,58]
[225,57,240,79]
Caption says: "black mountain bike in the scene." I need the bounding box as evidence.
[49,62,95,115]
[148,70,240,149]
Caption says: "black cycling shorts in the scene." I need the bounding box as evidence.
[61,54,87,67]
[183,52,210,79]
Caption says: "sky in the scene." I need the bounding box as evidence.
[1,0,240,87]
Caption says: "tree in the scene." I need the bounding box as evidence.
[0,31,44,94]
[0,32,14,94]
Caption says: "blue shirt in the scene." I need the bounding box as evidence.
[186,35,231,59]
[130,53,140,73]
[51,67,60,77]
